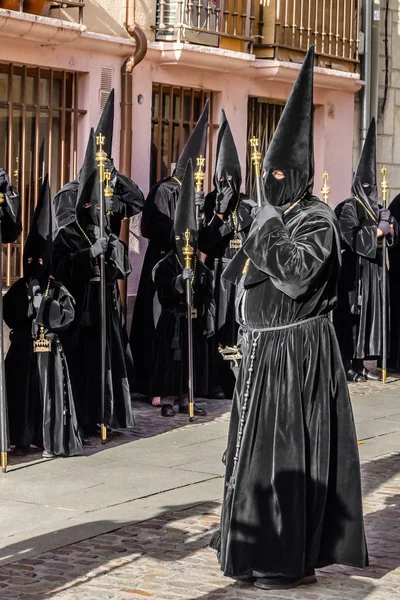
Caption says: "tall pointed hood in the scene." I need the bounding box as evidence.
[174,159,197,263]
[262,45,315,207]
[352,117,378,217]
[174,100,209,181]
[214,109,241,197]
[23,174,53,283]
[76,128,100,227]
[95,89,114,158]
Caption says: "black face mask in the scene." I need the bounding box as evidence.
[263,167,310,208]
[24,257,50,286]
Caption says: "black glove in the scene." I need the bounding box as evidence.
[33,294,42,310]
[379,208,391,222]
[90,237,108,258]
[104,158,117,180]
[27,279,40,299]
[182,267,194,282]
[0,168,10,193]
[195,191,205,213]
[378,220,391,236]
[216,186,234,215]
[105,198,114,213]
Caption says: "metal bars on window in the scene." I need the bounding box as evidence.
[246,97,284,196]
[0,64,84,287]
[150,84,213,190]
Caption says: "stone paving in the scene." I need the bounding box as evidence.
[0,373,399,599]
[0,453,399,600]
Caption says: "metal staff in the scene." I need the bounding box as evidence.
[182,229,195,422]
[0,194,8,472]
[95,134,108,443]
[380,166,389,384]
[250,137,262,207]
[321,171,330,205]
[194,155,206,228]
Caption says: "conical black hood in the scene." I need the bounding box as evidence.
[174,100,209,181]
[214,109,241,196]
[95,89,114,158]
[351,117,378,217]
[174,159,197,263]
[76,128,99,222]
[23,174,53,282]
[262,46,315,206]
[354,117,376,188]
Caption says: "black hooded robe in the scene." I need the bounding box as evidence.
[4,278,83,456]
[52,224,135,430]
[1,186,22,243]
[388,193,400,370]
[217,199,368,578]
[150,251,213,398]
[334,197,396,363]
[199,192,257,396]
[130,177,181,396]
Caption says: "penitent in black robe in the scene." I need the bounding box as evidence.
[334,197,395,362]
[130,177,181,396]
[199,193,257,397]
[4,279,82,456]
[388,194,400,370]
[217,198,367,578]
[53,224,134,430]
[150,251,214,398]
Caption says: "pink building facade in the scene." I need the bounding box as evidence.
[0,2,362,307]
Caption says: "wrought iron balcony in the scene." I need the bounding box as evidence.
[155,0,360,71]
[0,1,85,24]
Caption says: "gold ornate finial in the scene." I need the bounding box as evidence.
[250,137,262,178]
[321,171,330,205]
[182,228,194,270]
[95,133,107,183]
[33,327,52,353]
[194,155,206,193]
[104,170,114,199]
[380,166,389,207]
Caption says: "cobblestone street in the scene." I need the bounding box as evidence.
[0,376,399,599]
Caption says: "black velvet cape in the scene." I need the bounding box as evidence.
[334,197,396,361]
[217,197,368,578]
[388,193,400,369]
[199,192,257,396]
[52,223,135,429]
[150,251,214,398]
[130,177,181,395]
[4,278,82,456]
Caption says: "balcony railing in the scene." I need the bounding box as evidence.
[0,1,85,24]
[155,0,360,70]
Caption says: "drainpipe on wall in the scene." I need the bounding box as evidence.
[118,19,148,314]
[360,0,373,146]
[370,1,381,123]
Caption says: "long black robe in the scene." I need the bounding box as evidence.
[52,224,134,429]
[217,198,367,578]
[150,251,214,398]
[1,186,21,243]
[4,278,82,456]
[130,177,181,396]
[199,192,257,396]
[334,197,395,362]
[388,194,400,370]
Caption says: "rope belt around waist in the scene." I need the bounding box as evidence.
[241,314,328,333]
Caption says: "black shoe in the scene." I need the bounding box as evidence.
[346,368,366,383]
[12,445,30,457]
[161,404,175,417]
[362,368,380,381]
[212,391,226,400]
[178,404,207,416]
[254,571,317,590]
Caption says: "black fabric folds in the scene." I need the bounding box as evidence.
[174,159,197,264]
[95,89,114,158]
[214,109,241,199]
[389,193,400,369]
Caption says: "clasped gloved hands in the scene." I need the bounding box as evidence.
[175,267,194,294]
[27,279,40,300]
[378,207,392,236]
[90,237,108,258]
